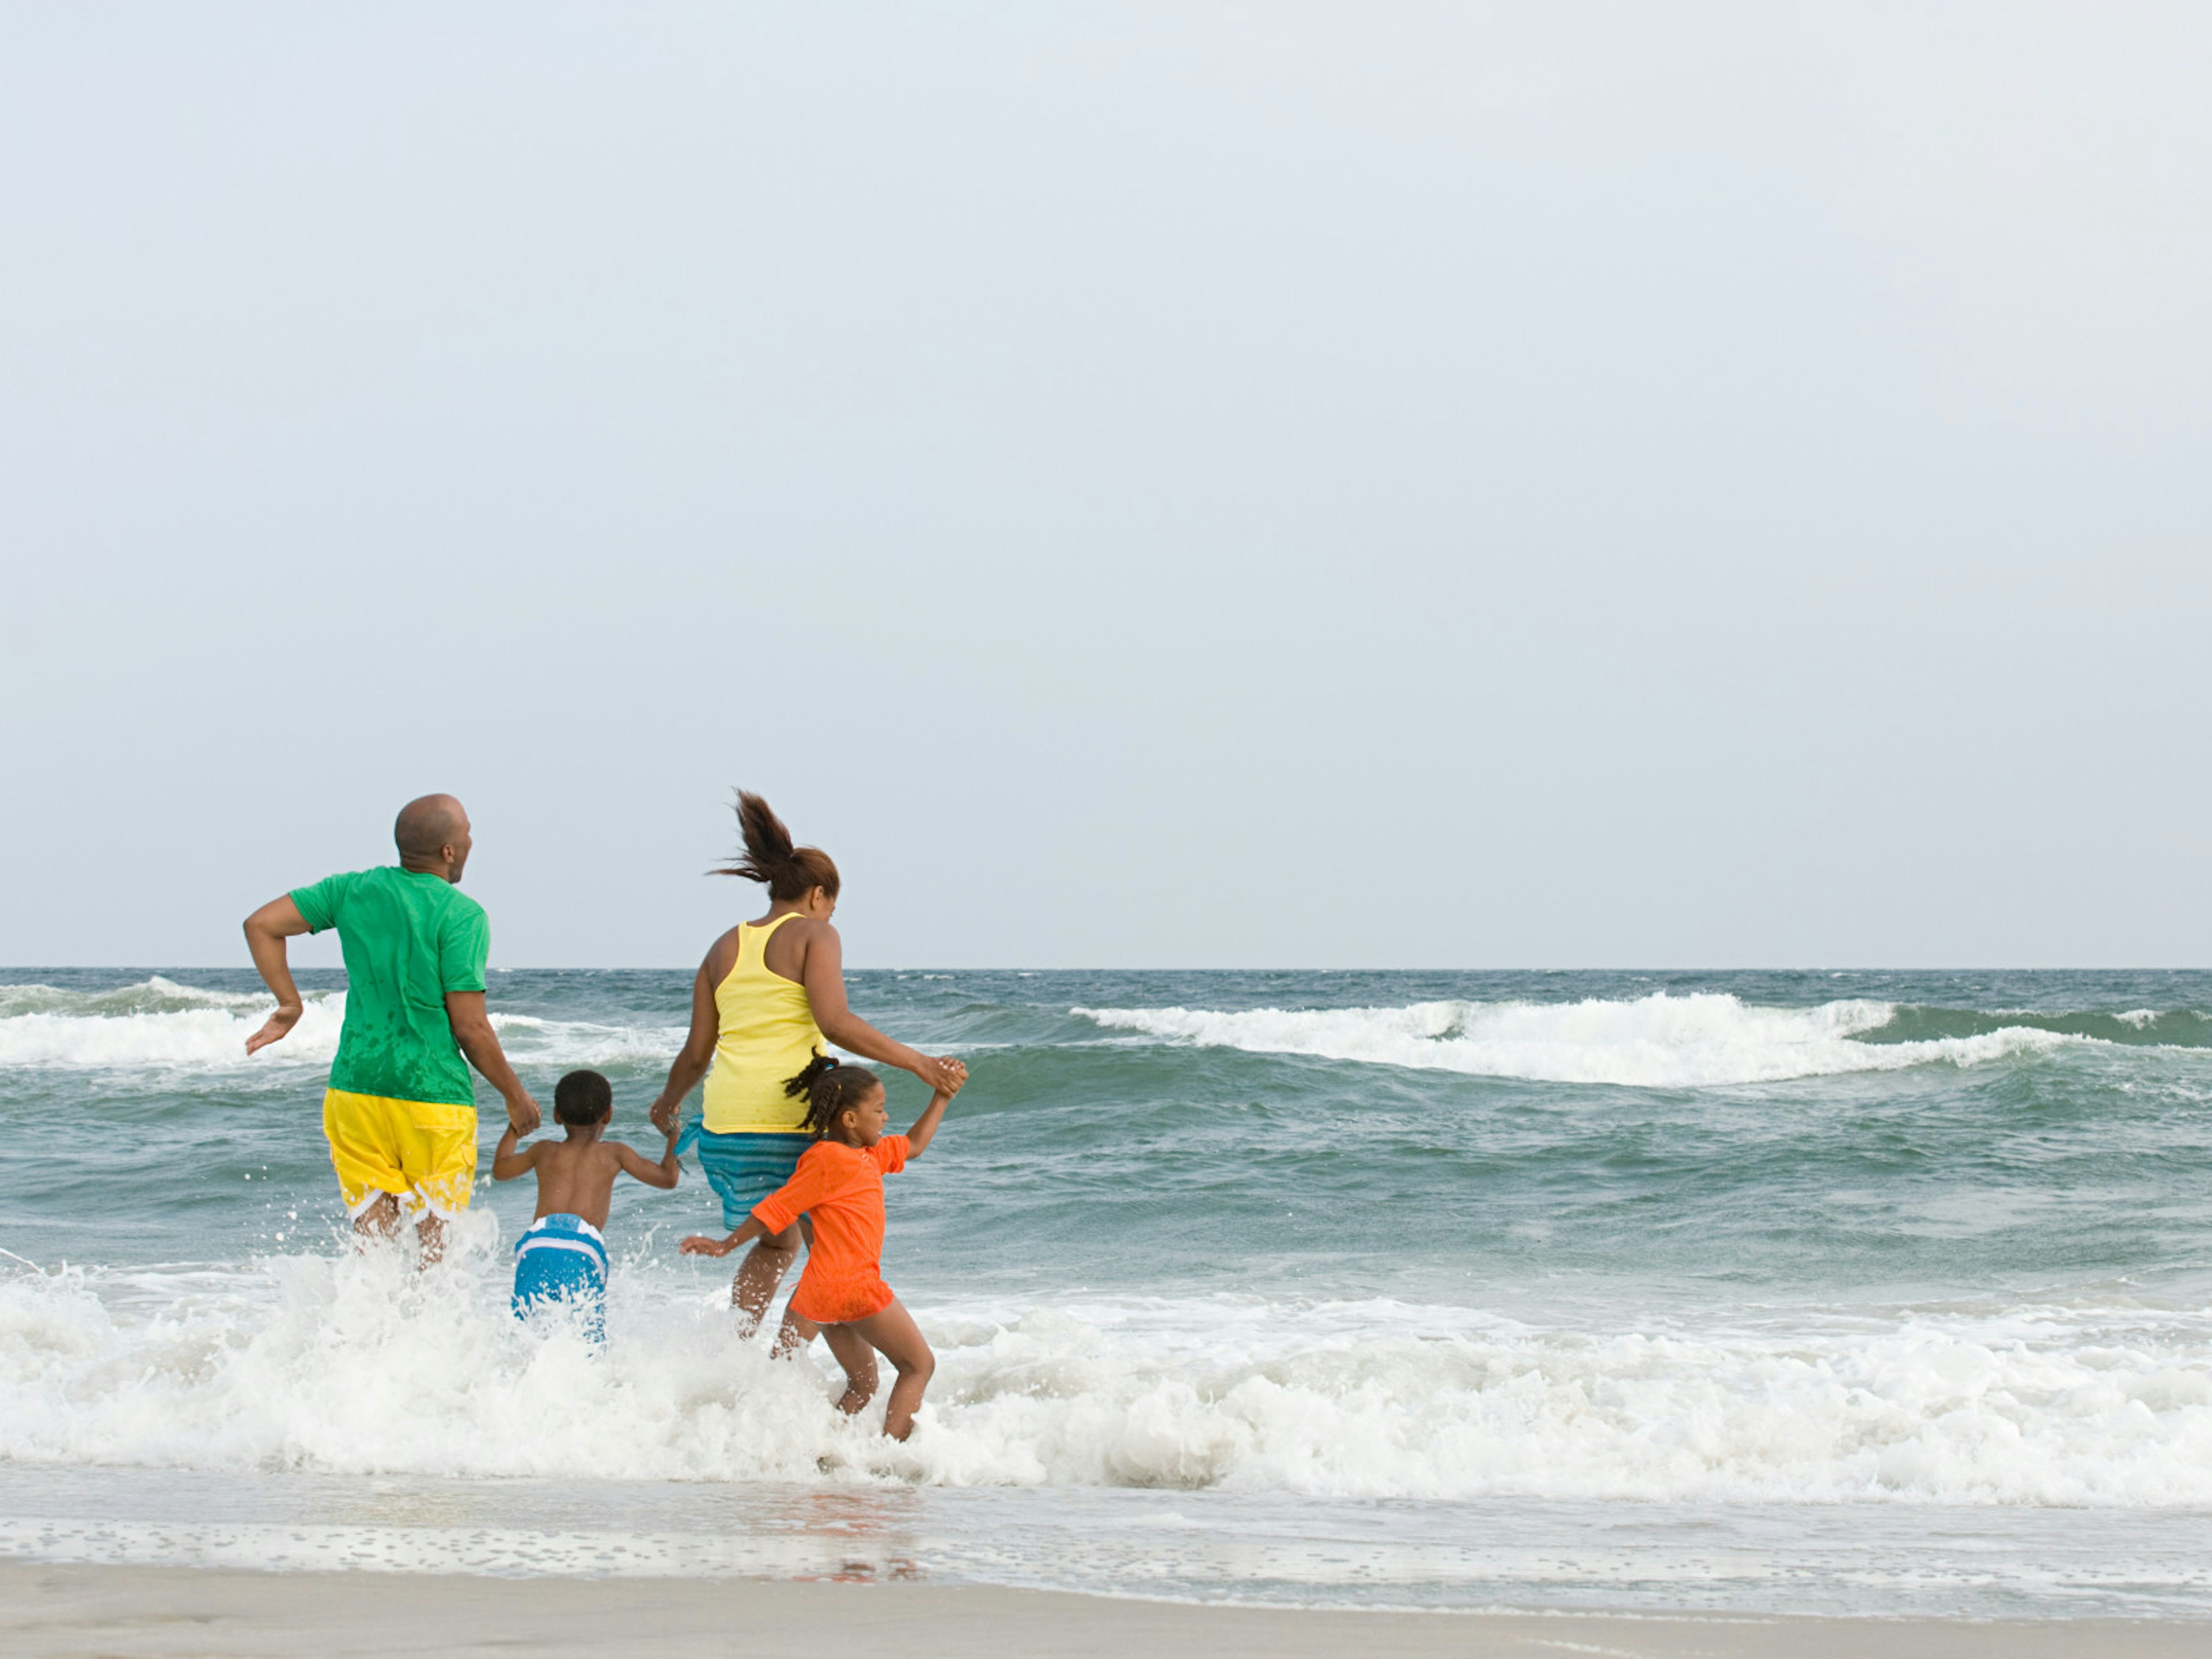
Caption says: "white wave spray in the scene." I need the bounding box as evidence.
[0,979,679,1073]
[1075,993,2084,1087]
[3,1246,2210,1506]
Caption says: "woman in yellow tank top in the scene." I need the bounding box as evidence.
[647,792,965,1329]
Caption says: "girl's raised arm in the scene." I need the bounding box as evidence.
[903,1071,966,1159]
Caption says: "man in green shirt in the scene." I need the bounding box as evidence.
[243,794,541,1262]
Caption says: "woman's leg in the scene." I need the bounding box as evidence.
[730,1219,805,1333]
[845,1298,935,1441]
[817,1323,881,1416]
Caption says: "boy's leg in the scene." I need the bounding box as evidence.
[846,1298,934,1441]
[415,1214,446,1265]
[817,1323,881,1416]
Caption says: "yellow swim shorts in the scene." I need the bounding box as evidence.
[322,1089,478,1220]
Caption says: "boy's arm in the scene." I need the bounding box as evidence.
[680,1215,768,1257]
[490,1126,538,1181]
[903,1072,965,1158]
[612,1125,683,1191]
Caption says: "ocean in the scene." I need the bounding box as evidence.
[3,967,2210,1618]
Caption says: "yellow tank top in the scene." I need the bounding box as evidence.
[700,913,827,1133]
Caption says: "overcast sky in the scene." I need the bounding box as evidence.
[6,3,2210,970]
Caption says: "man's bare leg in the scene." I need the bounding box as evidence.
[351,1195,444,1268]
[352,1192,401,1246]
[844,1298,934,1441]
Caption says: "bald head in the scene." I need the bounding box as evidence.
[393,794,472,878]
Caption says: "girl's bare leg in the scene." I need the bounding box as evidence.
[819,1323,881,1416]
[845,1298,935,1441]
[730,1221,804,1334]
[770,1307,821,1360]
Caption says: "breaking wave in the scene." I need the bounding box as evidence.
[1074,993,2088,1088]
[2,1249,2209,1505]
[0,979,679,1073]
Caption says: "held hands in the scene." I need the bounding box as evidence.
[506,1092,543,1135]
[649,1097,679,1136]
[680,1234,737,1257]
[919,1055,967,1093]
[244,1003,304,1056]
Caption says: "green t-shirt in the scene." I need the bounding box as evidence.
[289,866,491,1107]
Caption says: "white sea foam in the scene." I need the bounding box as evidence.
[1074,994,2083,1087]
[0,988,349,1070]
[0,979,680,1073]
[3,1249,2210,1506]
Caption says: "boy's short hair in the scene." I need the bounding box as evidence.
[554,1069,613,1126]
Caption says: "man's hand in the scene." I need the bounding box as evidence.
[505,1092,543,1135]
[245,1003,304,1056]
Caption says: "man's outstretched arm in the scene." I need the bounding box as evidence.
[446,991,541,1133]
[243,897,313,1055]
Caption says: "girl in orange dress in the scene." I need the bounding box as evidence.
[680,1056,963,1440]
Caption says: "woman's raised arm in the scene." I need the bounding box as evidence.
[802,925,965,1092]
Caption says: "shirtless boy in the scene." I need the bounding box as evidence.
[493,1069,680,1340]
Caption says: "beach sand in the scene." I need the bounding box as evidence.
[3,1562,2205,1658]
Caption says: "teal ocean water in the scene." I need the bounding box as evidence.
[3,968,2211,1616]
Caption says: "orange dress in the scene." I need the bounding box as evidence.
[751,1134,909,1323]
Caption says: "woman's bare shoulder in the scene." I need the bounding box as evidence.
[701,926,745,980]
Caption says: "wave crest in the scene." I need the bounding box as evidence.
[0,983,349,1070]
[0,979,682,1072]
[1074,993,2081,1087]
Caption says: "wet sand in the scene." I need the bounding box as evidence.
[3,1561,2207,1658]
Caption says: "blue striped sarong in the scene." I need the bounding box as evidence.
[512,1212,609,1341]
[688,1127,813,1230]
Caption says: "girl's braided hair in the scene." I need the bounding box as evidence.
[782,1051,881,1137]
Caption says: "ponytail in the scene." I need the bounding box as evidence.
[713,790,841,900]
[782,1052,881,1138]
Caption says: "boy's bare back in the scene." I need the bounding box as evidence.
[493,1111,680,1229]
[522,1137,629,1228]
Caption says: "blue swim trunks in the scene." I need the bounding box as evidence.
[513,1212,608,1340]
[687,1127,814,1230]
